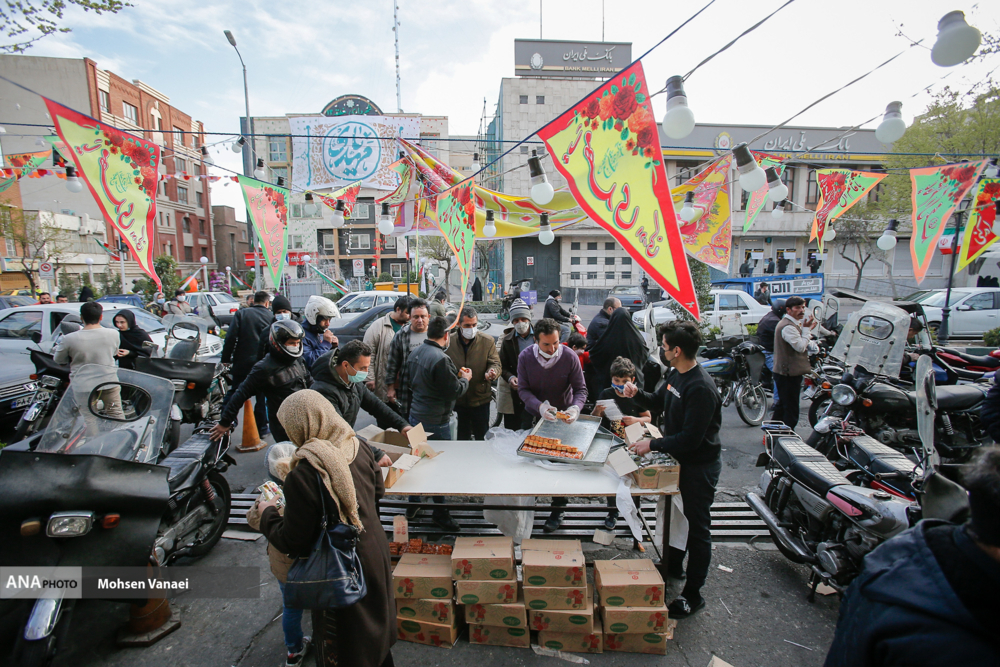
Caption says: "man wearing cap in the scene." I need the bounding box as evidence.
[498,299,535,430]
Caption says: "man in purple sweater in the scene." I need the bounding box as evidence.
[517,317,588,532]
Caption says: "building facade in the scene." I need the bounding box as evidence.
[211,205,249,274]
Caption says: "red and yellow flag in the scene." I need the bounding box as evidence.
[537,61,698,318]
[435,179,477,318]
[0,149,52,194]
[44,98,161,289]
[956,179,1000,272]
[238,176,289,287]
[809,169,886,253]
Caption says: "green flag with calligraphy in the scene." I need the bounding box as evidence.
[238,176,290,287]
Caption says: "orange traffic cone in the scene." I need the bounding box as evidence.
[236,399,266,453]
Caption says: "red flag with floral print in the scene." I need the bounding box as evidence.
[956,178,1000,272]
[43,98,162,289]
[436,179,476,322]
[809,169,886,254]
[313,180,362,217]
[238,176,289,287]
[0,149,52,194]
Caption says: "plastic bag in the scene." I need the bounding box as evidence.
[484,496,535,544]
[485,426,530,464]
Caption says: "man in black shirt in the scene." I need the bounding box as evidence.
[756,299,783,412]
[625,321,722,619]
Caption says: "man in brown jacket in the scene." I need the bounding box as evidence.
[772,295,818,428]
[362,295,411,401]
[447,305,502,440]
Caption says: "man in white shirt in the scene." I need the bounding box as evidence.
[771,296,818,428]
[54,301,125,419]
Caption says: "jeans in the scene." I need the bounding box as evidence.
[665,458,722,602]
[456,403,491,440]
[223,376,268,436]
[763,351,780,408]
[773,373,803,429]
[409,416,450,509]
[276,582,305,653]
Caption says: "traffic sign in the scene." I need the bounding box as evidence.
[353,259,365,277]
[39,262,54,280]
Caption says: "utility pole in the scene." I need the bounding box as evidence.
[394,0,402,112]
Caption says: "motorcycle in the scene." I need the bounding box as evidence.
[0,364,233,666]
[13,318,82,442]
[699,336,769,426]
[498,279,532,321]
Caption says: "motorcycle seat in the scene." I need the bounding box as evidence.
[939,348,1000,368]
[136,357,216,387]
[934,385,986,411]
[157,433,215,491]
[773,435,848,495]
[848,435,921,478]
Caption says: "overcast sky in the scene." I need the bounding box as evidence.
[18,0,1000,218]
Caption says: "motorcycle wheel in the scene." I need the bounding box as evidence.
[12,411,39,443]
[498,309,510,322]
[735,383,768,426]
[808,395,833,428]
[187,471,231,558]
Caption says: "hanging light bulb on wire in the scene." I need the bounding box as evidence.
[303,192,317,217]
[823,226,837,242]
[679,192,697,222]
[378,202,395,235]
[231,136,246,153]
[65,165,83,193]
[200,145,214,166]
[984,159,999,179]
[875,102,907,144]
[330,200,346,228]
[471,152,481,172]
[483,209,497,238]
[253,158,266,180]
[661,76,695,139]
[877,219,899,251]
[766,167,788,203]
[771,202,785,220]
[931,10,981,67]
[733,143,767,192]
[538,213,554,245]
[528,149,554,206]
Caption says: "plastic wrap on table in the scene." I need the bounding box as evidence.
[654,494,688,551]
[486,426,531,463]
[616,476,642,541]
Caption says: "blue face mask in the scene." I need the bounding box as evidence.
[275,312,290,321]
[347,361,368,384]
[611,382,626,393]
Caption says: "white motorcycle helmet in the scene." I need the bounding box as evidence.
[304,295,340,326]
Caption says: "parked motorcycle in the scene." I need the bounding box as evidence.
[13,317,82,442]
[498,279,532,321]
[0,364,233,666]
[700,337,769,426]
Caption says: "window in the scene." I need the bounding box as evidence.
[571,242,580,250]
[200,247,207,260]
[605,272,615,280]
[605,257,615,265]
[175,157,186,174]
[5,238,16,255]
[268,136,287,162]
[520,145,529,154]
[99,90,110,112]
[178,186,188,205]
[621,256,632,265]
[196,191,203,208]
[806,170,819,206]
[350,203,370,220]
[587,272,598,280]
[621,272,631,281]
[122,102,138,124]
[718,294,749,311]
[781,167,795,204]
[519,95,528,104]
[383,235,396,249]
[173,127,185,146]
[241,229,246,241]
[536,95,545,104]
[270,166,289,183]
[605,242,615,250]
[199,219,205,235]
[963,293,996,310]
[290,234,303,250]
[322,232,336,250]
[0,310,42,339]
[191,162,200,176]
[571,272,581,280]
[674,160,700,187]
[587,242,597,250]
[587,257,598,265]
[182,216,191,233]
[390,263,406,279]
[350,233,370,250]
[571,257,581,265]
[184,246,193,262]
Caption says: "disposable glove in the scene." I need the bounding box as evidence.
[564,405,581,423]
[539,401,558,422]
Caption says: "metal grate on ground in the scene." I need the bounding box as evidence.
[228,495,768,543]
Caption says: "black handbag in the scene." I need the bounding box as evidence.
[282,471,367,609]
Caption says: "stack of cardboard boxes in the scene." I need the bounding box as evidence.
[522,539,603,654]
[451,537,527,648]
[595,559,676,655]
[393,553,462,648]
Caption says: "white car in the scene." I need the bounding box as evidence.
[336,291,411,314]
[917,288,1000,338]
[187,291,242,325]
[633,289,772,334]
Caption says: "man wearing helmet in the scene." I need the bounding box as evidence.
[210,320,310,443]
[302,294,340,368]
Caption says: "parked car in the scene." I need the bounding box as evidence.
[0,295,37,309]
[329,304,395,346]
[0,289,34,297]
[898,289,935,303]
[336,290,410,314]
[608,285,648,313]
[633,289,772,333]
[187,291,242,325]
[96,294,146,308]
[918,288,1000,338]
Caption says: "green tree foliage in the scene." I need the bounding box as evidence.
[132,255,181,299]
[97,265,121,296]
[668,259,713,331]
[2,0,131,53]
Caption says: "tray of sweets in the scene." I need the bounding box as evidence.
[516,414,612,466]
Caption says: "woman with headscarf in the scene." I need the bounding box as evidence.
[257,390,395,667]
[113,309,152,370]
[587,307,646,396]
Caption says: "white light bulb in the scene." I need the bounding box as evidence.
[0,126,6,134]
[769,182,788,204]
[877,233,897,251]
[471,153,481,172]
[330,210,345,228]
[823,226,837,242]
[875,101,907,144]
[201,146,214,165]
[253,167,265,179]
[739,166,767,193]
[483,220,497,237]
[984,161,999,179]
[303,203,318,216]
[531,180,554,206]
[65,166,83,193]
[679,201,696,222]
[302,254,311,264]
[771,205,784,220]
[539,227,555,245]
[378,217,395,235]
[231,137,245,153]
[931,11,982,67]
[661,75,695,139]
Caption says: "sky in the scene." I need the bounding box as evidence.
[12,0,1000,219]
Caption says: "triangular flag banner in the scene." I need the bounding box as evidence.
[375,158,413,206]
[537,61,699,319]
[313,180,362,217]
[238,176,290,287]
[435,179,476,322]
[0,150,52,194]
[672,155,732,271]
[743,153,785,233]
[910,160,987,283]
[956,179,1000,272]
[43,98,162,290]
[94,238,121,261]
[809,169,887,253]
[230,272,249,290]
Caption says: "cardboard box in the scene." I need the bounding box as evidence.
[601,604,671,633]
[521,549,586,587]
[464,593,526,628]
[594,559,665,607]
[396,617,463,648]
[524,584,589,610]
[468,624,530,648]
[451,537,515,581]
[396,598,457,625]
[393,554,453,600]
[538,616,604,654]
[529,597,595,632]
[356,424,440,489]
[455,579,518,605]
[632,464,680,490]
[521,538,583,552]
[604,622,676,655]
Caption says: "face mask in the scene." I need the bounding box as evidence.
[156,298,165,305]
[514,321,530,335]
[177,295,186,302]
[538,347,555,359]
[346,362,368,384]
[284,343,300,354]
[275,313,290,321]
[612,383,626,393]
[460,327,476,340]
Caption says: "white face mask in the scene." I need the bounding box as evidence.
[275,312,290,321]
[460,327,476,340]
[177,294,186,302]
[538,347,556,359]
[514,321,530,335]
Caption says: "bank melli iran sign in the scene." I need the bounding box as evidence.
[514,39,632,78]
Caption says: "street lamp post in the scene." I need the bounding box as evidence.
[200,256,209,292]
[118,239,127,293]
[85,257,94,287]
[936,198,972,346]
[224,29,262,292]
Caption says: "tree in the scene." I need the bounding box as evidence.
[0,206,74,294]
[2,0,131,53]
[134,254,181,299]
[668,259,714,331]
[420,236,458,299]
[828,216,889,292]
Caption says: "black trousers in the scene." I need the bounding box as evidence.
[456,402,491,440]
[666,458,721,602]
[225,369,268,436]
[772,373,803,429]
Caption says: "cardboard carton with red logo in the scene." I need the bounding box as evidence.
[468,623,530,648]
[395,598,457,625]
[600,604,671,634]
[521,549,586,587]
[538,614,604,654]
[594,559,665,608]
[451,536,515,581]
[604,621,676,655]
[396,616,464,649]
[463,592,526,628]
[455,579,518,605]
[524,584,589,611]
[529,591,594,633]
[521,538,583,552]
[392,553,453,600]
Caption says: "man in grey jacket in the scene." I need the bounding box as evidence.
[363,295,410,401]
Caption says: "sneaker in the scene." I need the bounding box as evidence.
[543,511,564,533]
[667,595,705,619]
[286,635,311,667]
[603,511,618,531]
[432,510,460,533]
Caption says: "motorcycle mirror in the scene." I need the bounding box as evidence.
[170,323,200,341]
[914,354,938,469]
[30,331,41,344]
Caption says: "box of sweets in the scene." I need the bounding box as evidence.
[455,579,518,605]
[594,559,664,607]
[468,624,530,648]
[451,536,515,581]
[464,593,526,628]
[524,584,589,610]
[604,622,676,655]
[521,549,586,587]
[396,617,463,649]
[392,554,453,600]
[538,614,604,654]
[601,604,671,633]
[395,598,457,625]
[520,538,583,552]
[529,594,594,633]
